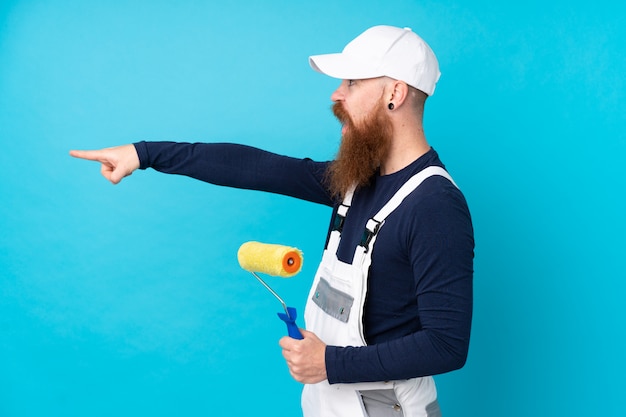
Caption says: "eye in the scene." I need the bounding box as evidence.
[347,79,356,87]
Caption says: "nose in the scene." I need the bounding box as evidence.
[330,82,345,102]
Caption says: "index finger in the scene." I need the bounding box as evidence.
[69,149,105,161]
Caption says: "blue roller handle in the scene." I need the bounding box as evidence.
[277,306,304,340]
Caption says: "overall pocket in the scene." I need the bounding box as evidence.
[311,277,354,323]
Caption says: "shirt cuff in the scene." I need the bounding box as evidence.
[133,141,149,170]
[325,345,341,384]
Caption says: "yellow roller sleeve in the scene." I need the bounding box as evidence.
[237,241,303,277]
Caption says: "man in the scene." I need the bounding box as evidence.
[71,25,474,417]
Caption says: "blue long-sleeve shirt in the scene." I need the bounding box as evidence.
[134,141,474,384]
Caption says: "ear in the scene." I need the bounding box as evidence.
[387,80,410,109]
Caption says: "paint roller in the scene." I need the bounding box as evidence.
[237,241,304,340]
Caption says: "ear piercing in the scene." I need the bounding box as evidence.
[388,102,394,110]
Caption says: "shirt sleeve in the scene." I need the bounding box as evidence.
[134,141,334,206]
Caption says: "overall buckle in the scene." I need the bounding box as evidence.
[359,219,382,253]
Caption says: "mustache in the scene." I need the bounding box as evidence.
[332,102,351,127]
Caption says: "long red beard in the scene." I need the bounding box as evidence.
[326,101,393,199]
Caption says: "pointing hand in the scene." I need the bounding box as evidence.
[69,144,140,184]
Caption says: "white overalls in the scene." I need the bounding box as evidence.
[303,166,457,417]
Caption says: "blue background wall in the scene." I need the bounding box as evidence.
[1,1,624,415]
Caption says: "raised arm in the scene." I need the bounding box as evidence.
[70,141,335,207]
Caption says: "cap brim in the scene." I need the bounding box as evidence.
[309,53,383,81]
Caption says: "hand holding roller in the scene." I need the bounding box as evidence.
[237,241,304,340]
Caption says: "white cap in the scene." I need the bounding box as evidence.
[309,25,441,96]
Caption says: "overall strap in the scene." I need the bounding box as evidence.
[360,166,457,252]
[327,185,357,251]
[334,186,356,231]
